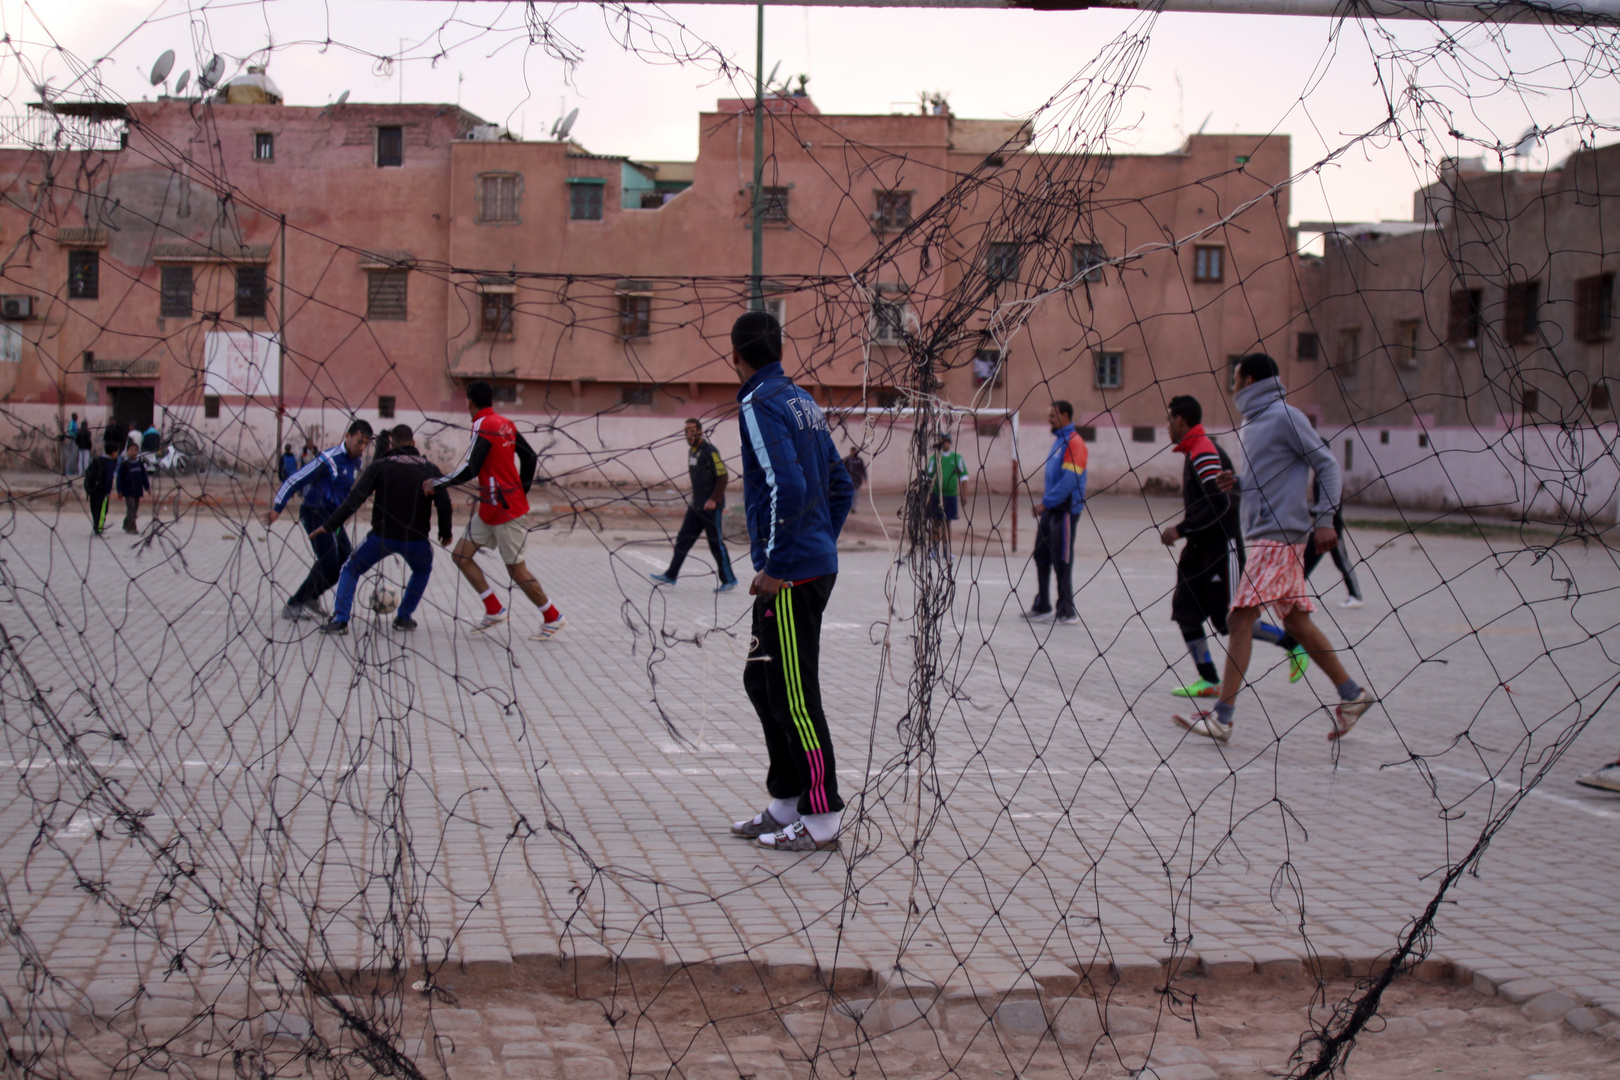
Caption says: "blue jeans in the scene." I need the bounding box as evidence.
[289,505,351,605]
[331,533,434,623]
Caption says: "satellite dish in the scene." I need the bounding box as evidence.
[556,107,578,141]
[174,69,190,95]
[197,55,225,91]
[335,89,350,106]
[1512,124,1541,158]
[150,50,175,86]
[765,60,781,90]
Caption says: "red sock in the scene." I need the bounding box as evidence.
[541,602,561,623]
[480,589,503,616]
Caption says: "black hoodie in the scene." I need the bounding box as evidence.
[321,445,453,543]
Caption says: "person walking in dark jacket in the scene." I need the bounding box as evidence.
[264,420,374,621]
[313,425,453,633]
[113,438,151,533]
[1161,395,1309,699]
[726,310,855,853]
[1301,475,1364,608]
[83,446,116,535]
[650,419,737,592]
[73,418,92,476]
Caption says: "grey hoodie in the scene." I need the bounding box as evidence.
[1232,377,1341,544]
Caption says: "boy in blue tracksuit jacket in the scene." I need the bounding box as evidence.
[112,439,151,533]
[727,310,854,854]
[263,420,374,620]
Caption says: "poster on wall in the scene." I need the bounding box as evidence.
[204,331,280,397]
[0,323,22,364]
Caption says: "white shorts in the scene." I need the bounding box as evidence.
[465,516,528,565]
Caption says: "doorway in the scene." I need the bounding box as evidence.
[106,386,155,434]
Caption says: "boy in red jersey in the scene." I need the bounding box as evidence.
[425,381,566,639]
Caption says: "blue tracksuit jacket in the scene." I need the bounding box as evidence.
[736,361,854,581]
[273,444,362,516]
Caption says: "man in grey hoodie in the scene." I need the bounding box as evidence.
[1171,353,1373,743]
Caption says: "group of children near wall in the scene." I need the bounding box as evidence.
[82,435,152,536]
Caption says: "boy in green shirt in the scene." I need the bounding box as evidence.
[925,434,970,557]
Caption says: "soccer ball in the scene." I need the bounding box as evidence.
[368,585,400,614]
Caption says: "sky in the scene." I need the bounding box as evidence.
[10,0,1620,233]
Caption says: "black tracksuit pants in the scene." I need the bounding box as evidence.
[664,507,737,585]
[1032,508,1080,617]
[744,574,844,817]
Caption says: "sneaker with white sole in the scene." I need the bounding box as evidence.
[1020,606,1054,622]
[758,819,839,852]
[1331,689,1373,741]
[1340,596,1365,609]
[471,609,510,634]
[528,615,568,642]
[731,805,796,839]
[1054,612,1080,625]
[1576,762,1620,793]
[1172,710,1233,743]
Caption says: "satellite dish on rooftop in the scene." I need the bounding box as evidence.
[150,50,175,86]
[336,89,350,106]
[197,55,225,91]
[1512,124,1541,158]
[174,69,190,95]
[556,107,578,141]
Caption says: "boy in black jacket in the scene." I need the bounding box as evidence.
[113,439,151,534]
[83,446,116,535]
[311,425,453,632]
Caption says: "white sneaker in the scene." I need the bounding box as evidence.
[471,609,510,634]
[1331,689,1373,741]
[1340,596,1365,609]
[1172,711,1233,743]
[528,615,568,642]
[1576,762,1620,793]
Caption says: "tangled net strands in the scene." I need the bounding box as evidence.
[0,3,1613,1080]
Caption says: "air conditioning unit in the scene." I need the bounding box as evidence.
[0,295,33,320]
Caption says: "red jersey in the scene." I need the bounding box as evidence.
[456,408,530,524]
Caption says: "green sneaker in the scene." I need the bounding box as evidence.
[1171,678,1221,699]
[1288,645,1310,684]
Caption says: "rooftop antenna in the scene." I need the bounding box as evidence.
[765,59,782,91]
[150,50,175,89]
[174,69,191,95]
[335,89,350,106]
[1194,110,1213,136]
[197,55,225,91]
[556,107,578,141]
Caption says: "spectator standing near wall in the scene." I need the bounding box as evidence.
[1021,401,1087,626]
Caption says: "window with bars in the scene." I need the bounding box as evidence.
[235,265,267,319]
[1576,273,1614,342]
[377,126,403,167]
[1073,242,1107,283]
[1448,288,1483,346]
[1094,350,1123,389]
[254,133,274,161]
[986,242,1021,283]
[479,174,519,222]
[757,186,790,224]
[621,385,654,406]
[480,292,514,339]
[1193,245,1224,283]
[367,270,408,320]
[378,395,396,419]
[160,266,193,318]
[1502,280,1540,343]
[569,182,604,221]
[618,293,651,338]
[68,250,99,299]
[873,299,908,345]
[873,190,911,231]
[203,395,220,419]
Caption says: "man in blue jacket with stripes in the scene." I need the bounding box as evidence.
[264,420,373,621]
[726,310,855,853]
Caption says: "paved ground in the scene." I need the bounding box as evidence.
[0,487,1616,1074]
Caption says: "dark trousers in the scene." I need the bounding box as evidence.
[122,497,141,533]
[1301,510,1361,599]
[332,533,434,623]
[665,507,736,584]
[289,504,351,605]
[744,574,843,817]
[1032,508,1080,617]
[89,493,109,534]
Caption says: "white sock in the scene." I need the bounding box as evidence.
[478,587,495,602]
[769,798,800,825]
[800,811,841,842]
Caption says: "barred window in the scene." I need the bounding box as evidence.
[68,250,99,299]
[874,190,911,231]
[569,182,604,221]
[987,242,1021,283]
[367,270,408,321]
[480,292,514,339]
[1073,242,1106,283]
[254,133,274,161]
[1095,350,1123,389]
[479,174,519,222]
[757,186,790,224]
[203,395,220,419]
[160,266,193,318]
[378,395,396,419]
[873,299,907,345]
[1193,245,1224,283]
[235,265,267,319]
[376,126,403,167]
[618,293,651,338]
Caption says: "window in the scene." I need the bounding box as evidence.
[203,395,220,419]
[1343,439,1354,472]
[377,126,403,167]
[1335,328,1360,379]
[987,242,1021,283]
[367,270,408,320]
[1418,433,1429,448]
[621,385,654,406]
[1073,243,1106,283]
[763,297,786,326]
[569,181,605,221]
[756,186,790,224]
[1591,383,1612,411]
[1503,280,1540,343]
[873,299,907,345]
[1379,430,1390,444]
[83,351,94,371]
[1521,387,1540,418]
[68,250,99,299]
[874,190,911,231]
[493,383,517,403]
[1131,426,1155,443]
[1193,245,1224,283]
[235,265,267,319]
[1394,319,1421,370]
[972,348,1002,387]
[1076,426,1097,442]
[618,293,651,338]
[1094,350,1123,390]
[378,395,396,419]
[1448,288,1482,346]
[1297,331,1320,360]
[254,132,274,161]
[160,266,193,318]
[480,292,514,339]
[479,174,519,223]
[1576,273,1614,342]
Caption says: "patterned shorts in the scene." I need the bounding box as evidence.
[1230,538,1315,617]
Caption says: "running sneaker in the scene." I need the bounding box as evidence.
[392,617,417,631]
[731,805,796,839]
[1172,711,1233,743]
[1576,762,1620,793]
[471,609,510,634]
[757,820,839,852]
[1330,689,1373,741]
[1054,612,1080,626]
[1340,596,1365,609]
[1171,678,1221,699]
[282,602,309,622]
[1020,606,1054,622]
[1287,644,1311,684]
[714,580,738,594]
[649,572,675,585]
[317,620,349,636]
[528,615,568,642]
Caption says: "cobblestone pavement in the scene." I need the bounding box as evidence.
[0,491,1616,1065]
